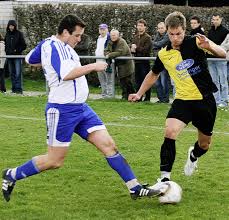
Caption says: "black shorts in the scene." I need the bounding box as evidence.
[167,94,217,136]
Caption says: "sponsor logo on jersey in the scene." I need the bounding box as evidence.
[176,59,194,71]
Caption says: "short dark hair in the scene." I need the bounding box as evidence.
[57,14,86,35]
[137,18,147,26]
[212,14,223,18]
[190,16,201,24]
[165,11,186,30]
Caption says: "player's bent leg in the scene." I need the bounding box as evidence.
[88,130,164,199]
[2,146,68,202]
[164,118,186,140]
[159,118,186,181]
[34,146,69,171]
[2,157,41,202]
[184,131,211,176]
[197,130,212,150]
[87,129,117,156]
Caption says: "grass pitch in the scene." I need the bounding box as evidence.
[0,94,228,220]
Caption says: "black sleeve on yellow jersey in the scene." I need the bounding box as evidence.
[151,56,165,75]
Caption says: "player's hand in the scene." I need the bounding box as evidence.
[130,44,137,53]
[128,93,141,102]
[94,62,108,72]
[196,33,210,50]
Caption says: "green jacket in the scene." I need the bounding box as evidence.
[105,37,134,78]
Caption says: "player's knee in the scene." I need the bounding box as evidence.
[106,138,117,151]
[199,140,211,150]
[48,158,65,169]
[165,127,179,139]
[101,137,117,155]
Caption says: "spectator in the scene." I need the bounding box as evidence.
[105,29,135,100]
[131,19,152,101]
[95,23,112,98]
[74,33,91,66]
[0,33,6,93]
[190,16,205,36]
[208,14,229,107]
[4,20,26,94]
[153,22,170,103]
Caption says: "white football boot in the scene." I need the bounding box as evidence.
[184,146,198,176]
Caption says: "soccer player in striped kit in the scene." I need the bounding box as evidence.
[2,14,166,202]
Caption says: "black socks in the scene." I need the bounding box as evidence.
[190,141,208,162]
[160,137,176,172]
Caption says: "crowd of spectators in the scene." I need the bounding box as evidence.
[0,14,229,107]
[71,14,229,106]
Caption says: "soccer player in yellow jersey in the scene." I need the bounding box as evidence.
[129,11,226,182]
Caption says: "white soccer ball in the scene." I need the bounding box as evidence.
[159,181,182,204]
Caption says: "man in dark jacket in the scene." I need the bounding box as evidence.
[131,19,152,101]
[5,20,26,94]
[74,33,91,65]
[190,16,205,36]
[207,14,229,107]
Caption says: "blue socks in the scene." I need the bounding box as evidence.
[7,159,40,181]
[6,153,140,192]
[106,152,140,191]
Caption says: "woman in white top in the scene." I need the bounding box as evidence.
[0,33,6,92]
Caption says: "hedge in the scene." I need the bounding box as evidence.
[14,3,229,81]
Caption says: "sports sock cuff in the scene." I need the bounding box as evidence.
[32,157,40,172]
[15,159,40,181]
[164,137,176,144]
[193,141,208,158]
[105,152,120,159]
[161,171,171,180]
[106,152,136,183]
[126,178,140,190]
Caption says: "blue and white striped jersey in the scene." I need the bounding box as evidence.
[26,35,89,104]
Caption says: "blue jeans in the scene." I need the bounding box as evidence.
[208,60,228,105]
[155,69,170,102]
[7,58,23,93]
[170,78,176,98]
[227,62,229,84]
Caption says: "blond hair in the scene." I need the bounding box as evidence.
[165,11,186,30]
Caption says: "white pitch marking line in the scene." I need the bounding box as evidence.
[0,114,229,136]
[0,115,45,121]
[106,123,229,136]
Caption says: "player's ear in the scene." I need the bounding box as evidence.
[63,29,70,36]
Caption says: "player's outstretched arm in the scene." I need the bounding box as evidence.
[128,71,159,102]
[63,62,108,81]
[196,33,226,58]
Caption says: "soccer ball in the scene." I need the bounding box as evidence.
[149,181,182,204]
[159,181,182,204]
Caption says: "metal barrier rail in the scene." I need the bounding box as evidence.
[0,55,227,61]
[1,55,227,97]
